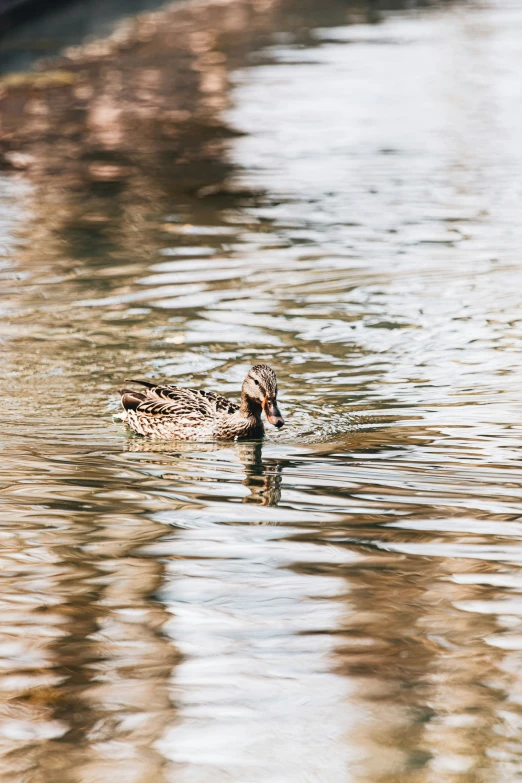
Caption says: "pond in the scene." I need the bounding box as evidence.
[1,0,522,780]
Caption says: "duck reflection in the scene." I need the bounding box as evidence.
[237,442,282,507]
[126,438,283,507]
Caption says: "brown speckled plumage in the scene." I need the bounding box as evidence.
[119,364,284,441]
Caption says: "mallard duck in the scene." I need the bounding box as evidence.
[119,364,284,441]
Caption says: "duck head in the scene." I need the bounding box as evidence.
[242,365,284,429]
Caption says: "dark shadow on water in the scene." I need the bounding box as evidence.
[0,0,175,73]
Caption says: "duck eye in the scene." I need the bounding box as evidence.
[253,379,260,387]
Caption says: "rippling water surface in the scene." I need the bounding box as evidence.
[2,0,522,780]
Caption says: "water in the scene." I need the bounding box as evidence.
[2,0,522,779]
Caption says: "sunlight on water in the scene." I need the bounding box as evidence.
[2,0,522,780]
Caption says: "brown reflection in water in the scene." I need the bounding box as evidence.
[283,418,522,783]
[0,447,177,782]
[327,552,515,783]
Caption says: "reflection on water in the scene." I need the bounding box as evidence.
[2,0,522,779]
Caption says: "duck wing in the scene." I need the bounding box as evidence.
[124,380,239,418]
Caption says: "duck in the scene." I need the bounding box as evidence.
[119,364,284,441]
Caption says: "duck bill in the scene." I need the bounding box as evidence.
[263,399,284,429]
